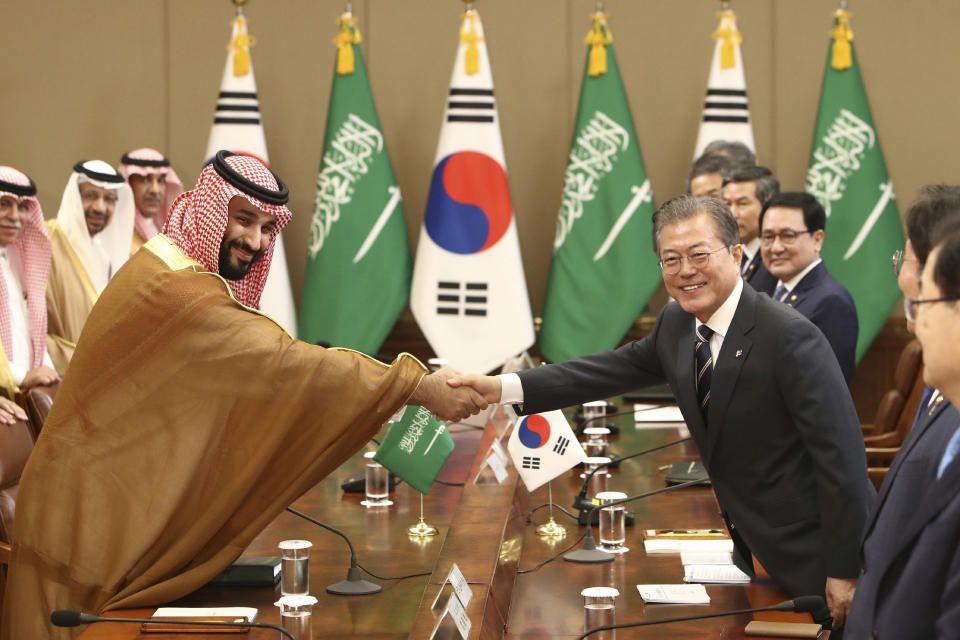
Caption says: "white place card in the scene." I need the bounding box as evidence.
[636,584,711,604]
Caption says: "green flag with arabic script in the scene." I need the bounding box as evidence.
[805,9,904,362]
[299,11,411,354]
[538,12,659,362]
[375,406,454,495]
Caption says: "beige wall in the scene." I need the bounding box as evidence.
[2,0,958,314]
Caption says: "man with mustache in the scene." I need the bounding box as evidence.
[45,160,135,373]
[0,166,59,420]
[118,148,184,253]
[2,152,485,639]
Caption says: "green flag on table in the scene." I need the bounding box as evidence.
[375,406,454,495]
[805,9,904,362]
[538,11,659,363]
[299,10,411,354]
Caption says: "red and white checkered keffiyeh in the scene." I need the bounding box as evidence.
[118,148,185,242]
[0,166,51,369]
[163,154,291,309]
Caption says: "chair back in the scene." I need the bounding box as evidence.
[22,383,57,440]
[0,418,35,545]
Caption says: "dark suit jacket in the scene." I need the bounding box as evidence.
[781,262,858,384]
[520,283,875,597]
[743,250,778,297]
[845,397,960,639]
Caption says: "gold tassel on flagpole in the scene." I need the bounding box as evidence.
[830,9,854,70]
[585,11,613,77]
[712,9,742,70]
[228,15,256,77]
[334,11,362,75]
[460,10,482,75]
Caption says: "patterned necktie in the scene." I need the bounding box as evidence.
[773,283,787,302]
[696,324,715,422]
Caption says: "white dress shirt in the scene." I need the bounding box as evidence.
[0,248,54,384]
[774,258,822,300]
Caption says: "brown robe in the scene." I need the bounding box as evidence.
[44,220,98,376]
[2,235,426,639]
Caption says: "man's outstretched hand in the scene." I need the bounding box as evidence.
[446,373,502,404]
[411,367,488,422]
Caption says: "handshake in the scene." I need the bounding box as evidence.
[408,367,504,423]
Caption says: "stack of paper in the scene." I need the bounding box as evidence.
[683,564,751,584]
[643,538,734,554]
[153,607,258,622]
[634,404,685,423]
[636,584,711,604]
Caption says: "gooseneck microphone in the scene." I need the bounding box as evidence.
[564,479,704,563]
[572,436,693,524]
[285,507,381,595]
[51,610,295,640]
[575,596,827,639]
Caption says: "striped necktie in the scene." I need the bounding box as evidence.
[696,324,715,423]
[773,283,787,302]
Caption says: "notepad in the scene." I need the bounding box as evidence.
[643,538,734,554]
[680,551,734,566]
[683,564,751,584]
[153,607,258,622]
[637,584,711,604]
[634,404,685,423]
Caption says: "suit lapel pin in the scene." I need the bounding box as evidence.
[735,349,743,358]
[790,294,798,301]
[930,395,944,416]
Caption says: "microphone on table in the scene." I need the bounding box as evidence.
[572,436,693,525]
[285,507,381,595]
[575,595,827,639]
[575,408,633,436]
[50,610,295,640]
[565,479,704,563]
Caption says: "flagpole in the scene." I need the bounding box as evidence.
[535,482,567,538]
[409,494,439,538]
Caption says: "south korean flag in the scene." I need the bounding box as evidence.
[507,410,587,492]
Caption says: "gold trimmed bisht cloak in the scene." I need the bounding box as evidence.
[44,220,98,376]
[2,235,426,639]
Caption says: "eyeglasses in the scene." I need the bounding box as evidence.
[905,295,960,323]
[659,246,730,275]
[892,249,918,277]
[760,229,811,247]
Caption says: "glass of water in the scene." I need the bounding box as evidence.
[582,426,610,457]
[275,594,317,640]
[361,451,393,507]
[582,586,619,640]
[278,540,312,596]
[582,456,612,500]
[596,491,628,554]
[582,400,607,427]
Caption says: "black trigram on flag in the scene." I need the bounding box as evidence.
[213,91,262,125]
[701,88,750,124]
[436,281,488,317]
[552,436,570,456]
[446,88,495,124]
[521,456,541,470]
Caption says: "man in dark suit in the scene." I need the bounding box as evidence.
[722,165,779,296]
[759,192,858,383]
[845,187,960,639]
[452,195,874,631]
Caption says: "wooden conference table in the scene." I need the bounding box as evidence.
[79,403,824,639]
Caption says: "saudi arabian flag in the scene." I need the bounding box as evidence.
[538,11,659,362]
[299,10,411,354]
[375,406,454,495]
[805,9,903,362]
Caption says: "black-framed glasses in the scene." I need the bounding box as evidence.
[905,295,960,323]
[659,246,730,275]
[892,249,918,277]
[760,229,811,247]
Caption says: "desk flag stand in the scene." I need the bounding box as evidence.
[409,494,439,537]
[535,482,566,538]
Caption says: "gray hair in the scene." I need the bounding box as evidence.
[701,140,757,167]
[652,194,741,253]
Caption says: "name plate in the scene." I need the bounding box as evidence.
[428,594,471,640]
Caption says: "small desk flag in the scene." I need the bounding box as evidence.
[375,406,454,495]
[507,410,587,492]
[203,12,297,335]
